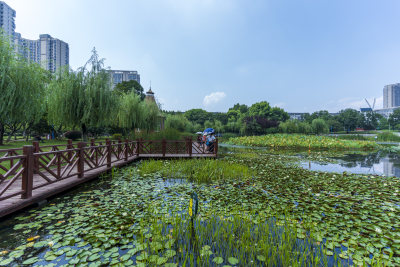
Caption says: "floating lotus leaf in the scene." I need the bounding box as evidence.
[164,249,176,258]
[228,257,239,265]
[256,255,266,262]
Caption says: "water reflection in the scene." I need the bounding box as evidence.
[301,151,400,177]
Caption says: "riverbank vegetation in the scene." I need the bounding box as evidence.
[227,134,381,150]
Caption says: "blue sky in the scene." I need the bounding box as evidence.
[7,0,400,112]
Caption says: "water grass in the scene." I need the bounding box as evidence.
[138,158,254,183]
[227,134,381,150]
[137,212,330,266]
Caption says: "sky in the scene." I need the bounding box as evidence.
[5,0,400,113]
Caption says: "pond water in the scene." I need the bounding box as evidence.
[220,143,400,177]
[299,151,400,177]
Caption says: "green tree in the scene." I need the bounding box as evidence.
[184,109,209,126]
[142,101,160,133]
[165,114,191,132]
[337,109,361,132]
[247,101,289,122]
[378,116,389,130]
[279,120,297,133]
[115,92,144,134]
[228,103,248,114]
[362,112,381,130]
[389,109,400,129]
[113,80,145,100]
[326,119,342,132]
[247,101,272,118]
[270,107,289,122]
[48,48,116,141]
[312,119,329,134]
[0,33,47,145]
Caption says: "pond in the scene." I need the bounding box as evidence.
[299,151,400,177]
[0,146,398,266]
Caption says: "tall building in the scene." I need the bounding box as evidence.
[383,83,400,108]
[14,34,69,72]
[108,70,140,87]
[0,1,15,40]
[14,33,40,63]
[38,34,69,72]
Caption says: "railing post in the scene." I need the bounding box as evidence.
[118,139,122,159]
[106,139,112,167]
[215,138,218,156]
[124,139,129,161]
[188,137,192,157]
[77,142,85,178]
[136,139,141,156]
[90,139,95,161]
[32,141,39,172]
[22,146,34,199]
[67,139,73,161]
[162,139,166,157]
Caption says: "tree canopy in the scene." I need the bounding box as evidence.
[113,80,145,100]
[0,33,48,144]
[48,49,117,140]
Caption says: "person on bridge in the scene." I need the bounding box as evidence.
[206,133,216,152]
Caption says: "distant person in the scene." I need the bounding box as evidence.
[207,133,216,152]
[197,133,202,145]
[202,134,207,150]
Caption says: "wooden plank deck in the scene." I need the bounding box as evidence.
[0,149,216,219]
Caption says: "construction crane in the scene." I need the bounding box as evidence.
[364,98,376,112]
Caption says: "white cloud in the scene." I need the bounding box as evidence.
[323,96,383,112]
[203,92,226,107]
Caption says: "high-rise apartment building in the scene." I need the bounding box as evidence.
[383,83,400,108]
[0,1,15,40]
[14,34,69,72]
[108,70,141,87]
[14,32,40,63]
[1,1,69,73]
[38,34,69,72]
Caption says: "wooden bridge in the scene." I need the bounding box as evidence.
[0,138,218,218]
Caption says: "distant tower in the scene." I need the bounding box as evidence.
[145,87,155,102]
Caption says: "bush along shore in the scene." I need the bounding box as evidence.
[227,134,382,150]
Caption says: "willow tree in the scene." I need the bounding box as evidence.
[0,33,47,145]
[115,92,144,135]
[142,101,161,133]
[0,33,14,145]
[48,48,116,140]
[8,61,48,140]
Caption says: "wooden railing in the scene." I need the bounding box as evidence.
[0,138,218,202]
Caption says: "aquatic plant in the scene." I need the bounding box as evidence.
[227,134,381,150]
[138,158,254,183]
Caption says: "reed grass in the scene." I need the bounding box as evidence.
[135,211,329,267]
[138,158,254,183]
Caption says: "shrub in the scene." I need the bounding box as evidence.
[165,114,192,132]
[135,128,183,140]
[376,132,400,142]
[336,134,370,141]
[112,133,123,140]
[64,131,82,141]
[312,119,329,134]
